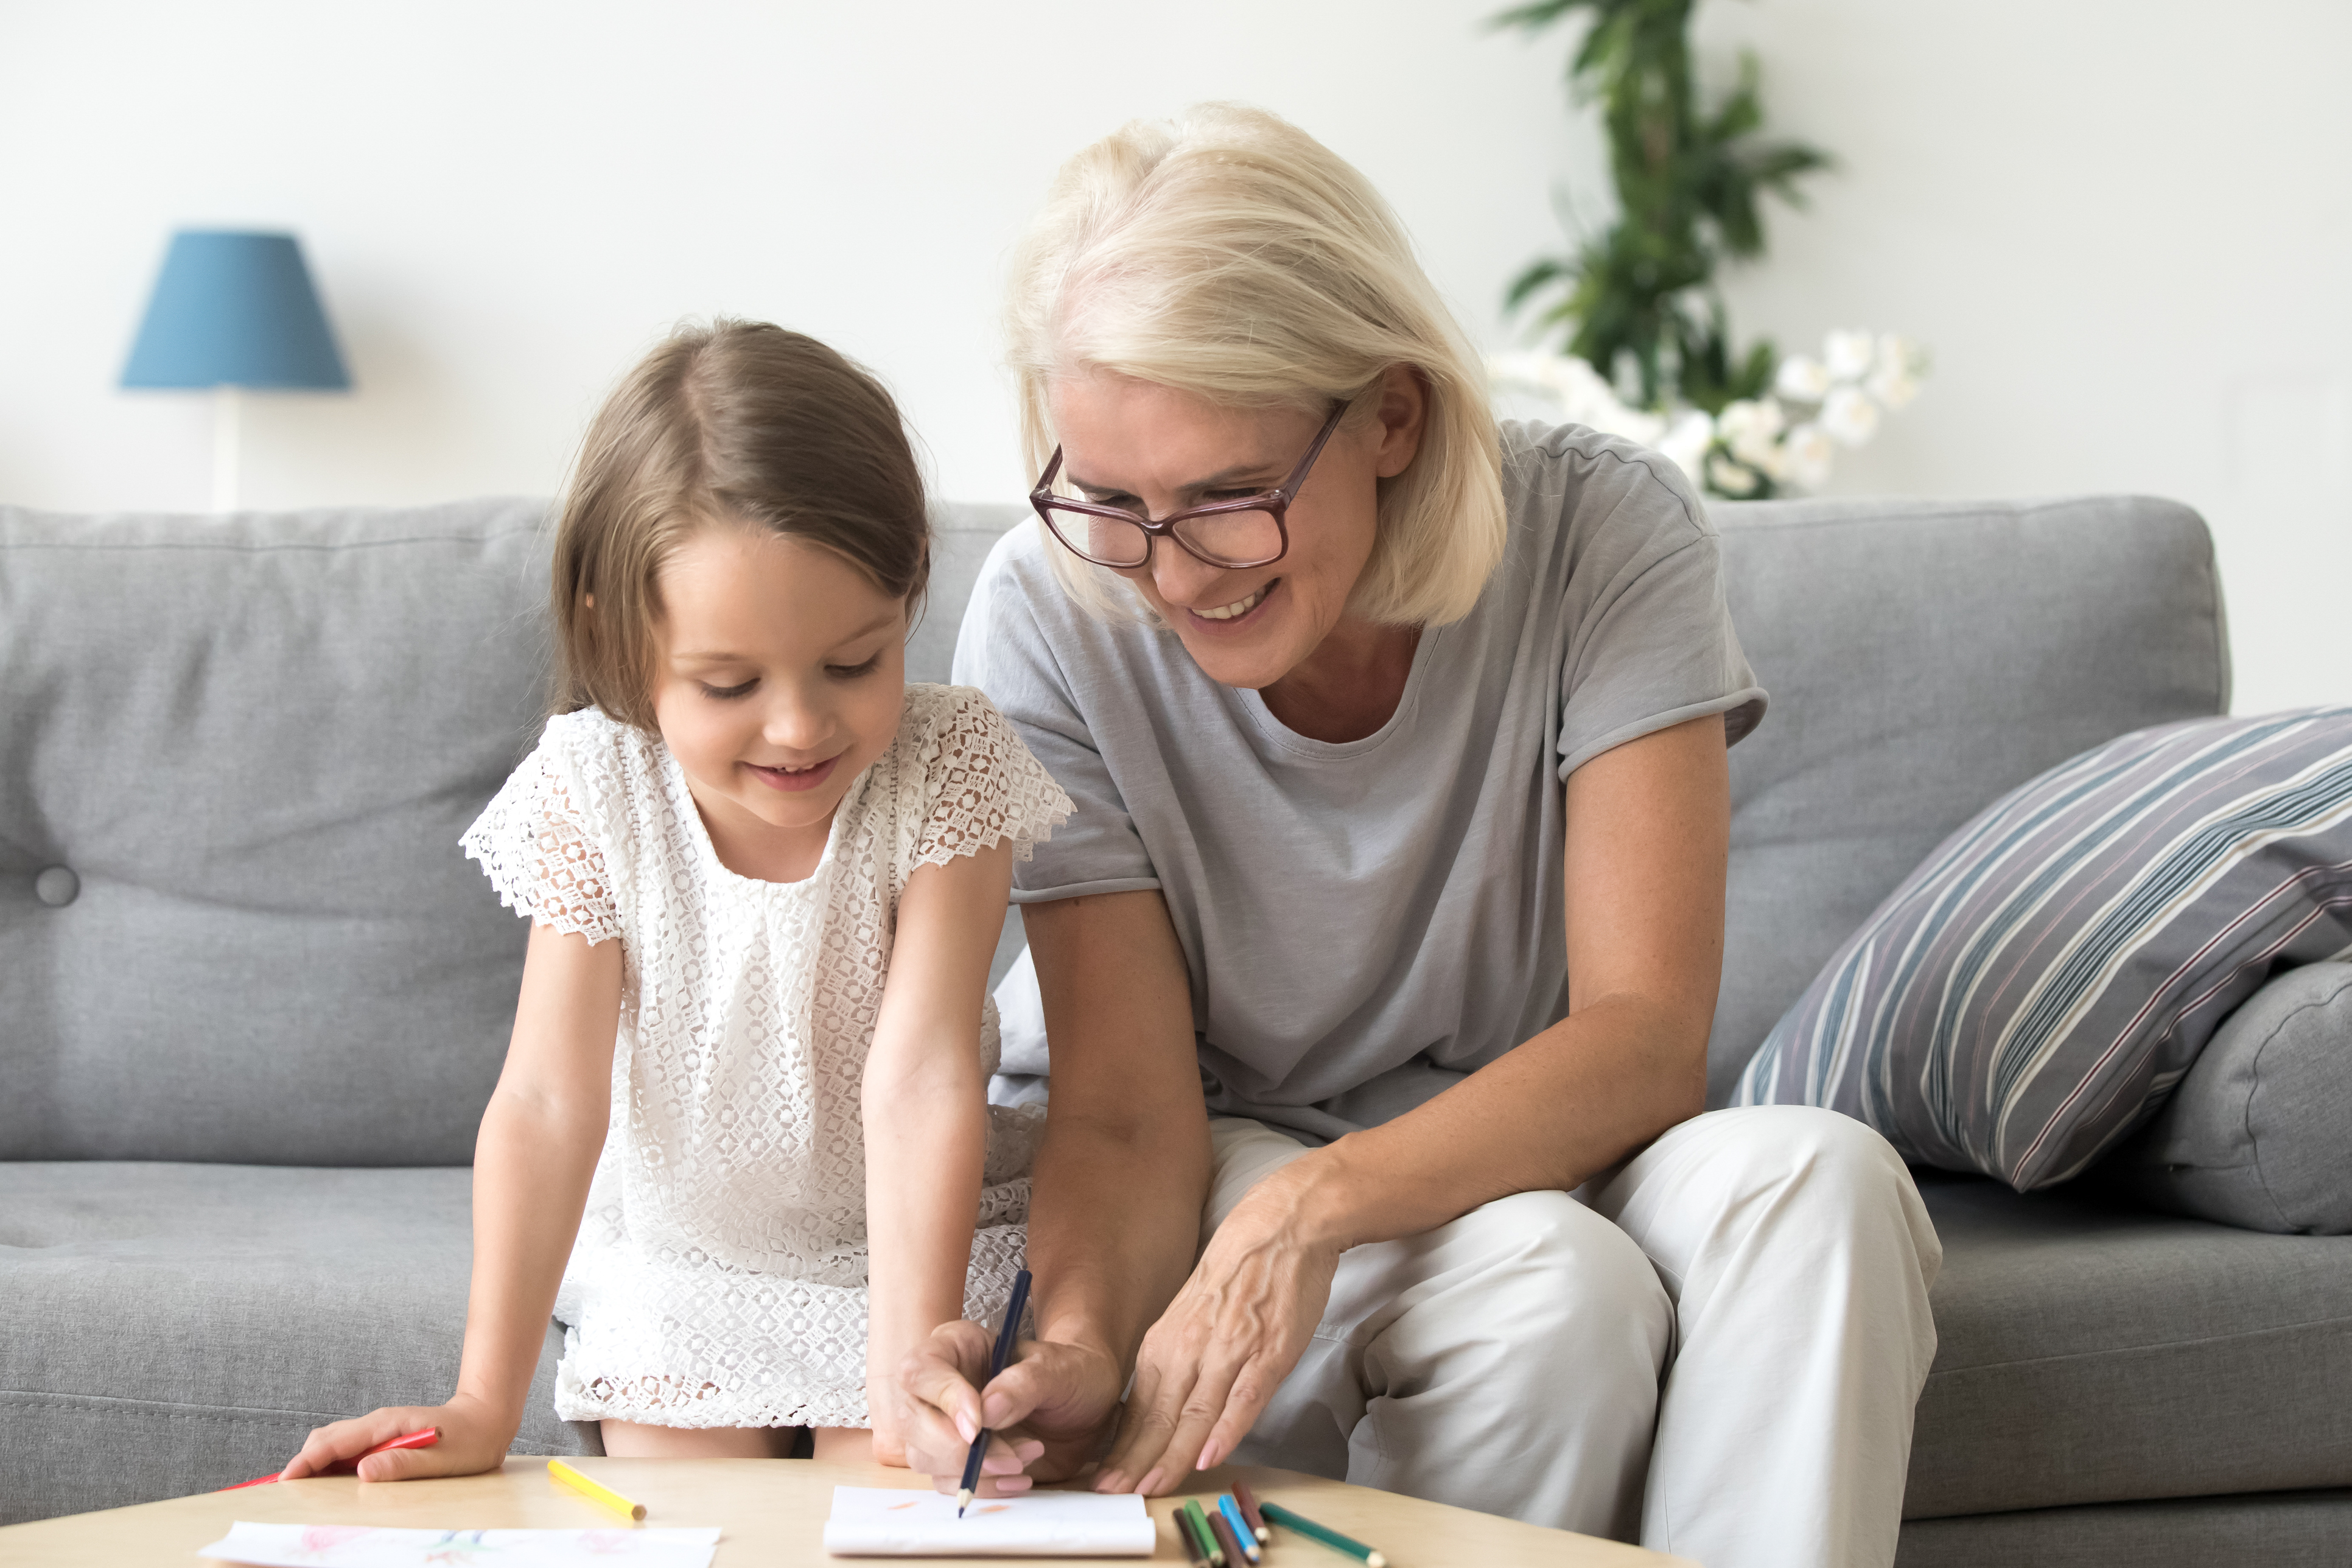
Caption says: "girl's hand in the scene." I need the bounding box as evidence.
[1094,1173,1342,1496]
[866,1366,920,1468]
[898,1322,1117,1493]
[278,1397,513,1482]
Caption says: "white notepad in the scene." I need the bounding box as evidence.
[195,1522,722,1567]
[822,1486,1157,1557]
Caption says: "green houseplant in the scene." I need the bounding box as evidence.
[1496,0,1827,413]
[1491,0,1926,498]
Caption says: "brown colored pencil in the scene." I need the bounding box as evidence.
[1232,1480,1271,1539]
[1205,1505,1248,1567]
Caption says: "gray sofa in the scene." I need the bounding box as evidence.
[3,494,2347,1561]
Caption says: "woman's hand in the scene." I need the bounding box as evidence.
[898,1321,1124,1493]
[278,1396,512,1482]
[1094,1165,1342,1495]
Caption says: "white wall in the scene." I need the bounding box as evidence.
[4,1,2345,713]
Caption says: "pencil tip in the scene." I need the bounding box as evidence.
[956,1487,973,1518]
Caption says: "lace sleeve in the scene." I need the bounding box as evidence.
[911,687,1076,870]
[460,721,624,944]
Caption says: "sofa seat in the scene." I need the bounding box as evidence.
[0,1162,590,1524]
[1908,1171,2352,1519]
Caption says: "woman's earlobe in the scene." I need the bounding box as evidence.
[583,592,596,611]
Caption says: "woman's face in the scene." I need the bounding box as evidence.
[1048,368,1424,691]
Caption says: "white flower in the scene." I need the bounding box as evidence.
[1707,453,1762,497]
[1824,329,1875,381]
[1866,363,1920,410]
[1486,351,1661,443]
[1774,354,1831,403]
[1821,385,1881,446]
[1718,397,1787,471]
[1653,408,1716,485]
[1781,422,1835,489]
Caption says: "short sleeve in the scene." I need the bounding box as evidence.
[460,721,624,944]
[1542,433,1769,780]
[954,529,1162,901]
[909,686,1076,870]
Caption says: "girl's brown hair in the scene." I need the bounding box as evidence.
[550,320,929,729]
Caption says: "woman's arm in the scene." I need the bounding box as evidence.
[897,886,1209,1488]
[1091,712,1730,1490]
[281,920,622,1480]
[862,841,1015,1464]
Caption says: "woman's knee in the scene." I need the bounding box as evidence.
[1427,1189,1672,1362]
[1643,1106,1942,1283]
[1692,1105,1918,1209]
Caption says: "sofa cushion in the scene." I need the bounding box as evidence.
[1737,707,2352,1189]
[0,1161,593,1524]
[1906,1171,2352,1518]
[2107,963,2352,1234]
[0,502,555,1164]
[1897,1490,2352,1568]
[1707,496,2227,1105]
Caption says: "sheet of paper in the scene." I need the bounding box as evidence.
[196,1521,722,1567]
[822,1486,1157,1558]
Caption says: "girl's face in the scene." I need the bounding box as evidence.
[648,525,908,881]
[1046,368,1423,691]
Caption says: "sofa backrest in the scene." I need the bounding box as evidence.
[1706,495,2227,1102]
[1,502,554,1163]
[0,492,2225,1161]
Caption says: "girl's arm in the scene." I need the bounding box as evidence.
[279,920,622,1480]
[862,840,1015,1466]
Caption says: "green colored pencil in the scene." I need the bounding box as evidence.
[1181,1498,1227,1567]
[1259,1500,1388,1567]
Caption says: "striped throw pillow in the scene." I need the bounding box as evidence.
[1737,708,2352,1191]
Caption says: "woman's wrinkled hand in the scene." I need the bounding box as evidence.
[898,1321,1127,1494]
[278,1396,511,1483]
[1093,1173,1341,1496]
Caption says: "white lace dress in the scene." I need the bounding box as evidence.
[460,684,1072,1429]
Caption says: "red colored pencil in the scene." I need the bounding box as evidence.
[223,1426,439,1490]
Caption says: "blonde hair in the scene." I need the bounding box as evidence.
[550,320,929,730]
[1004,103,1505,627]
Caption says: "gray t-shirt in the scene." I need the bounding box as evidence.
[953,421,1766,1145]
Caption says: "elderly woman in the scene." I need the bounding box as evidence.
[901,105,1941,1568]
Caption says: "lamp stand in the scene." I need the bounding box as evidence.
[211,385,241,512]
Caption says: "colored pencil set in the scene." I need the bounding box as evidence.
[1172,1481,1387,1568]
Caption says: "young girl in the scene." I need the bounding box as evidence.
[281,320,1069,1478]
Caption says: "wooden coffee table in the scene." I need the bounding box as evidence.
[0,1456,1689,1566]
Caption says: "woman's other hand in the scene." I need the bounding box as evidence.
[278,1396,509,1482]
[1093,1160,1341,1494]
[898,1320,1124,1493]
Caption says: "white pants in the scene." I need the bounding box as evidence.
[1206,1107,1941,1568]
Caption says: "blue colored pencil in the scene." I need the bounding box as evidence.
[1218,1494,1262,1562]
[955,1268,1032,1517]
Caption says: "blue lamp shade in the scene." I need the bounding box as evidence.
[121,230,351,390]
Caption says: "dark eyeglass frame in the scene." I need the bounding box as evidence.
[1027,401,1349,572]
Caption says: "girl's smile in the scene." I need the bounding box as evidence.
[744,755,843,793]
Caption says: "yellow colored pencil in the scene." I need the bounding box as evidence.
[548,1457,648,1521]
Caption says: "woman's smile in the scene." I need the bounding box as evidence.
[1188,578,1279,626]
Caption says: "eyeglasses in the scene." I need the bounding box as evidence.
[1028,402,1348,572]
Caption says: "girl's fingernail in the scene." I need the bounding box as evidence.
[956,1416,977,1443]
[1198,1442,1222,1470]
[1095,1471,1125,1493]
[1137,1468,1164,1495]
